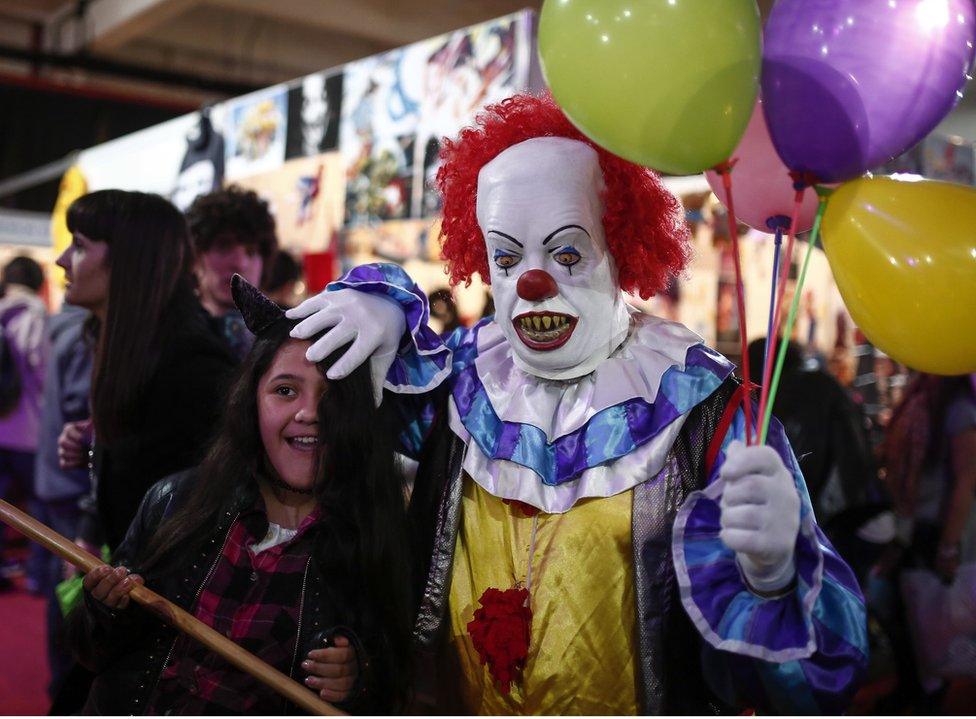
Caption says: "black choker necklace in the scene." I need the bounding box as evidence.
[264,473,314,496]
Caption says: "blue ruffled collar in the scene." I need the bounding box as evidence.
[448,314,734,505]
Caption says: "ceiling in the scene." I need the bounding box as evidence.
[2,0,973,141]
[0,0,784,109]
[0,0,552,108]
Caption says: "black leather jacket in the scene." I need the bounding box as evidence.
[66,470,391,715]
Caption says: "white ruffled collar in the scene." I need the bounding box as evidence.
[471,310,706,441]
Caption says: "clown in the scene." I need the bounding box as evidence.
[289,95,867,714]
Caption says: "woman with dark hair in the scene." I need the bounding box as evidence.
[66,277,413,715]
[875,372,976,712]
[55,189,236,553]
[884,373,976,580]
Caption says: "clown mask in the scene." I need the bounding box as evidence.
[476,137,631,380]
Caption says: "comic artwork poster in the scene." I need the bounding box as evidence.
[224,85,289,181]
[232,153,345,255]
[339,12,532,226]
[172,105,229,212]
[285,71,344,159]
[338,217,491,323]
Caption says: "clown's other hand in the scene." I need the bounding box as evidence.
[302,634,359,704]
[719,440,800,593]
[287,289,406,406]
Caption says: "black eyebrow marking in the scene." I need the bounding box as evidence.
[542,224,590,246]
[488,230,523,248]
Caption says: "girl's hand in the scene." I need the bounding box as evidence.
[82,565,143,610]
[302,634,359,703]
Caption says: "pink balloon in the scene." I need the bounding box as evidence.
[705,100,821,234]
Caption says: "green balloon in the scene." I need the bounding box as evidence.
[539,0,761,175]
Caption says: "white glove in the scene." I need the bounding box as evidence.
[286,288,406,407]
[719,441,801,593]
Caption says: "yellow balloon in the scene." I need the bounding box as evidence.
[822,176,976,375]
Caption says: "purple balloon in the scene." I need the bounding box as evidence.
[762,0,976,183]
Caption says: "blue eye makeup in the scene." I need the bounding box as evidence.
[552,246,582,272]
[493,249,521,276]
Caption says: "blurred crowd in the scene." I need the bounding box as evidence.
[0,184,973,713]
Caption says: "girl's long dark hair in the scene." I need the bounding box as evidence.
[139,319,414,709]
[67,190,198,443]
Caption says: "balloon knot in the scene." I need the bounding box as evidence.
[765,215,791,232]
[789,170,819,191]
[713,159,739,175]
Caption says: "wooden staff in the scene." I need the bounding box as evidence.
[0,499,343,716]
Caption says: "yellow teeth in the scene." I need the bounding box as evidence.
[519,315,570,331]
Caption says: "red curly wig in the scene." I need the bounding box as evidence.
[436,94,691,300]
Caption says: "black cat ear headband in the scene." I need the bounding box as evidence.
[231,273,284,336]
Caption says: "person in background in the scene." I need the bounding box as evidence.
[876,373,976,712]
[32,303,92,698]
[264,250,304,309]
[66,277,414,714]
[186,186,278,360]
[884,373,976,581]
[0,255,47,591]
[51,190,237,713]
[428,288,460,339]
[55,189,236,552]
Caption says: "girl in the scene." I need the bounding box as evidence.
[67,276,414,714]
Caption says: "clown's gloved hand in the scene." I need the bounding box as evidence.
[287,289,406,407]
[719,441,801,594]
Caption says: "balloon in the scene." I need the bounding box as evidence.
[538,0,760,175]
[822,176,976,375]
[705,100,822,234]
[762,0,976,184]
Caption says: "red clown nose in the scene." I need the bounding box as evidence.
[516,269,559,301]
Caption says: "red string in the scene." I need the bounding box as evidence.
[715,161,754,446]
[757,176,807,435]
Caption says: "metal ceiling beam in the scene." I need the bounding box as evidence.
[0,42,260,95]
[203,0,539,48]
[53,0,200,54]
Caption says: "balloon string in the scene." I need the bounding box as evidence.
[760,195,828,444]
[716,161,754,446]
[757,186,805,436]
[764,226,784,381]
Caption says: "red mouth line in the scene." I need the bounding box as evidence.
[512,312,577,351]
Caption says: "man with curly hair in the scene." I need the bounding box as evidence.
[288,95,867,714]
[186,186,278,359]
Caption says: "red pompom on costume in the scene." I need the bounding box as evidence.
[436,94,691,300]
[467,587,533,694]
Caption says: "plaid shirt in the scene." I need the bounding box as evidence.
[147,503,323,715]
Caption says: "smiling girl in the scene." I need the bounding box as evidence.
[66,276,414,714]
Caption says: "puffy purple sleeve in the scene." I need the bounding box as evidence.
[327,263,482,457]
[672,406,869,713]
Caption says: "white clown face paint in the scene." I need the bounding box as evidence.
[476,137,630,380]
